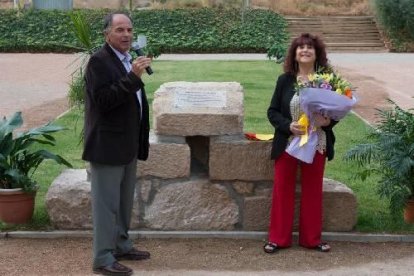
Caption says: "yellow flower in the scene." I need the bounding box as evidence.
[308,73,316,82]
[322,73,332,82]
[295,68,353,97]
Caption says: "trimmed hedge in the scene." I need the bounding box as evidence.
[0,9,77,52]
[0,8,288,55]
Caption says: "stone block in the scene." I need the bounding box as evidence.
[209,135,273,181]
[243,195,272,231]
[153,82,244,136]
[242,178,357,231]
[156,134,186,144]
[322,178,358,231]
[144,180,239,230]
[138,132,191,179]
[232,181,255,195]
[46,169,140,229]
[46,169,92,229]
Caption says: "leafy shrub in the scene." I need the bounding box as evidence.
[344,101,414,217]
[0,8,288,56]
[0,112,72,192]
[0,9,83,52]
[373,0,414,51]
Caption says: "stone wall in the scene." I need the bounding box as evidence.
[46,82,357,232]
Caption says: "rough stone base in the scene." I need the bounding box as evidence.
[47,170,356,232]
[242,178,357,232]
[45,170,92,229]
[144,179,239,230]
[45,169,140,229]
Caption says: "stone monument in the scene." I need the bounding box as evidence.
[46,82,357,231]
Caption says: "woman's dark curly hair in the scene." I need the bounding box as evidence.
[283,33,330,75]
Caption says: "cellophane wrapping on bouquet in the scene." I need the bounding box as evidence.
[299,87,357,121]
[286,87,357,163]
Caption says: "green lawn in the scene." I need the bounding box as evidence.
[2,60,413,233]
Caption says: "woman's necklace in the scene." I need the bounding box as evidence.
[297,74,309,83]
[297,70,314,82]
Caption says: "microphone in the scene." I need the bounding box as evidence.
[131,35,153,75]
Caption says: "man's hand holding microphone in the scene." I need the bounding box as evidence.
[131,56,152,78]
[131,34,153,77]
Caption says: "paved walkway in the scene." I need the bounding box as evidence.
[1,52,413,126]
[329,53,414,112]
[1,52,414,275]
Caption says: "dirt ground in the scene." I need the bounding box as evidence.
[1,237,414,275]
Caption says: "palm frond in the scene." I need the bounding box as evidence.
[343,142,380,166]
[344,100,414,217]
[69,11,93,52]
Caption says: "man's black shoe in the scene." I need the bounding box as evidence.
[93,261,133,276]
[114,248,151,261]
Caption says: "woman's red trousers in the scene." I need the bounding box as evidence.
[268,151,326,248]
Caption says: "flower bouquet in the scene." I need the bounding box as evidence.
[286,69,357,163]
[297,70,356,120]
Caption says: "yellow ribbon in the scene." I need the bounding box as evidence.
[298,114,311,146]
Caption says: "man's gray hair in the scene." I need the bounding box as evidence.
[103,12,133,33]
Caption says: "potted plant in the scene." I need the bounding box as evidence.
[344,100,414,223]
[0,112,72,224]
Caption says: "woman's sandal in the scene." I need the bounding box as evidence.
[263,242,279,253]
[314,242,331,252]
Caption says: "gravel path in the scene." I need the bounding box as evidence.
[1,238,414,275]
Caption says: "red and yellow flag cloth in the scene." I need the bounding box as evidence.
[244,132,273,141]
[244,115,310,142]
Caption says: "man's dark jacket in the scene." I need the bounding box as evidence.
[82,43,150,165]
[267,73,337,161]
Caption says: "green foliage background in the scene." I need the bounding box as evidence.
[0,8,288,55]
[373,0,414,51]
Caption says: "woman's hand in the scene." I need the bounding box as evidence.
[290,121,306,136]
[313,113,331,127]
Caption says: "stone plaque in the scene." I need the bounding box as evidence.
[153,82,244,136]
[174,91,227,108]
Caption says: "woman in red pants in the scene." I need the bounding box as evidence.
[264,33,338,253]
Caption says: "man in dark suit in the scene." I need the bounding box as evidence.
[82,12,152,276]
